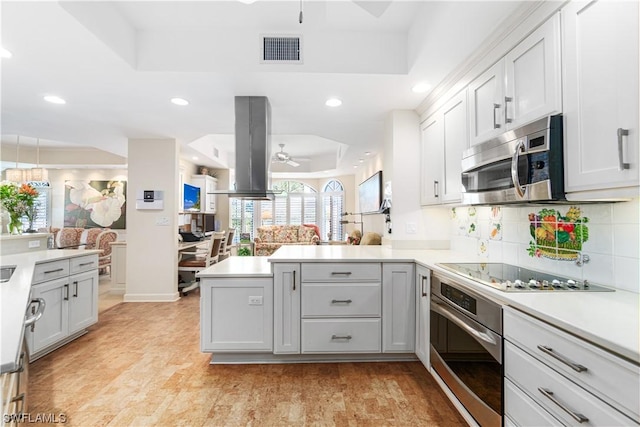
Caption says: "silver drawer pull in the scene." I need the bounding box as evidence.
[331,272,352,276]
[331,299,352,304]
[537,345,587,373]
[44,268,64,274]
[331,335,352,340]
[538,388,589,423]
[618,128,630,170]
[78,262,94,267]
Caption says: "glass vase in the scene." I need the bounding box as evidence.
[8,214,22,235]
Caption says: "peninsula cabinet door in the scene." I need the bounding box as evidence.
[563,0,639,195]
[68,270,99,335]
[273,263,301,354]
[27,277,70,355]
[415,265,431,368]
[382,263,415,353]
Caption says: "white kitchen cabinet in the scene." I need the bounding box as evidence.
[26,255,99,361]
[301,263,382,354]
[382,263,415,353]
[273,263,301,354]
[503,306,639,425]
[191,174,217,213]
[67,270,98,335]
[200,277,273,352]
[420,112,443,205]
[562,0,639,197]
[469,13,561,146]
[27,276,69,354]
[420,89,468,205]
[414,265,430,368]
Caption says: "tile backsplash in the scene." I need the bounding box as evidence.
[449,198,640,293]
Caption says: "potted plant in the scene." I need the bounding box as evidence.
[0,182,39,234]
[237,247,251,256]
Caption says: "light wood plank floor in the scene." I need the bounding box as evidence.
[29,292,467,426]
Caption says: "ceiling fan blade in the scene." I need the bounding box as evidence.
[286,160,300,167]
[353,0,391,18]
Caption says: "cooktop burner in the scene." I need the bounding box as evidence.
[437,262,614,292]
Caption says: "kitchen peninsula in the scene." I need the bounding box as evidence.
[199,245,639,424]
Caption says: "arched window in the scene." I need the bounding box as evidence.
[322,180,344,241]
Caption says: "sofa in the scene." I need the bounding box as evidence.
[50,227,111,249]
[253,225,320,256]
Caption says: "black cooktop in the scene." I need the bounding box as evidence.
[437,262,614,292]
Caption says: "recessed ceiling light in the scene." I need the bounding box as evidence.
[359,159,364,163]
[364,151,371,156]
[192,156,199,160]
[353,165,358,169]
[44,95,66,104]
[171,98,189,106]
[1,48,12,58]
[412,82,432,94]
[325,98,342,107]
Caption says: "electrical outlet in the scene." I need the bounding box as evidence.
[28,240,41,248]
[405,222,417,234]
[248,296,263,306]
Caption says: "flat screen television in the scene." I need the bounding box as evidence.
[359,171,383,214]
[203,215,216,233]
[183,183,201,211]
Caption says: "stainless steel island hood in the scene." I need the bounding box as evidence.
[213,96,276,200]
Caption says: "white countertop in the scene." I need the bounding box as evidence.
[198,256,272,278]
[0,249,101,373]
[267,245,640,363]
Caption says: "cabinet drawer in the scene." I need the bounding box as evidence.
[505,342,636,426]
[505,378,561,427]
[69,254,98,275]
[301,318,381,353]
[32,259,69,284]
[301,283,381,317]
[504,307,640,420]
[302,263,381,282]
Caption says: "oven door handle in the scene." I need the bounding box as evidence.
[510,139,527,199]
[431,299,497,346]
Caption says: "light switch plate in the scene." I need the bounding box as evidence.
[155,216,170,226]
[28,240,41,248]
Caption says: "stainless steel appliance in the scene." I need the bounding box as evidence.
[461,115,564,205]
[437,262,614,292]
[430,271,503,427]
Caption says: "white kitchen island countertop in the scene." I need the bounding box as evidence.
[198,256,272,278]
[266,245,640,364]
[0,249,101,373]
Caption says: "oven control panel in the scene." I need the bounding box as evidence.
[441,282,477,315]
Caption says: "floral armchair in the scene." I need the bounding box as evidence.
[253,225,320,256]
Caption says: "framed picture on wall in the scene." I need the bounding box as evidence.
[64,180,127,229]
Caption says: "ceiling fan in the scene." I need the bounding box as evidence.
[273,144,304,167]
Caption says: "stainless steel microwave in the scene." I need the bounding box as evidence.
[461,115,564,205]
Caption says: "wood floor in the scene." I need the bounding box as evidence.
[29,293,467,426]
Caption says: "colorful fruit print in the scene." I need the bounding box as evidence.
[527,206,589,261]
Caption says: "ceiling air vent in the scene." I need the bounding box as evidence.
[261,35,302,63]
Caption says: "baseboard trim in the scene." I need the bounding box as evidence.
[123,292,180,302]
[208,352,418,365]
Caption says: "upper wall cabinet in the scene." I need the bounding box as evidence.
[191,174,217,214]
[421,89,468,206]
[469,13,562,146]
[562,0,639,197]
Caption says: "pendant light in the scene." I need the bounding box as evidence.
[5,135,24,182]
[30,138,48,182]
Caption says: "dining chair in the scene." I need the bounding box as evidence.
[95,230,118,276]
[178,231,225,295]
[218,228,235,261]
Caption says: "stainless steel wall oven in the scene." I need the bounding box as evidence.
[430,271,503,427]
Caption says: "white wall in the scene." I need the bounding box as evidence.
[384,110,450,249]
[125,138,180,302]
[449,199,640,293]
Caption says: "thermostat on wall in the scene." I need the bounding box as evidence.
[136,190,164,210]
